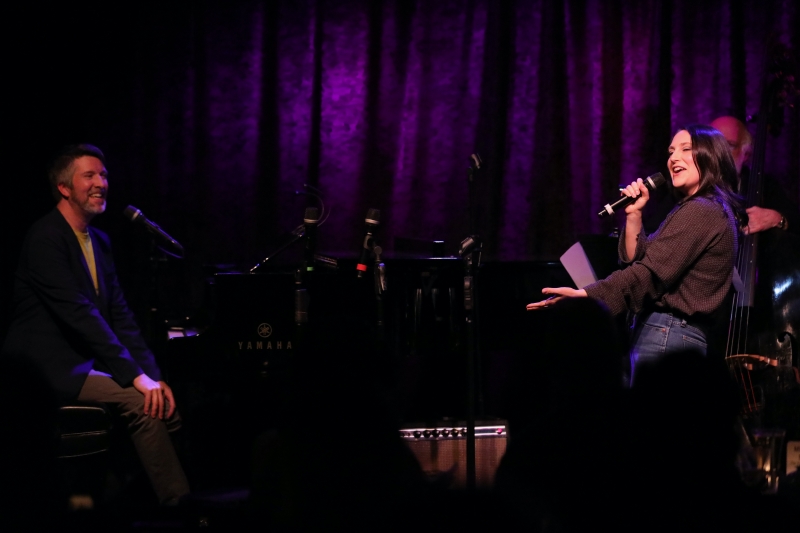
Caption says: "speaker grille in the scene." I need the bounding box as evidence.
[400,423,507,488]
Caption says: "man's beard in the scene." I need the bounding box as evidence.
[83,201,107,215]
[72,193,106,216]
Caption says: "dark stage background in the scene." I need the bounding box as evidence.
[2,0,799,334]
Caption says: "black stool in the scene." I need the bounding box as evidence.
[57,402,112,507]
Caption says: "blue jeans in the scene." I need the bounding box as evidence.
[628,311,708,386]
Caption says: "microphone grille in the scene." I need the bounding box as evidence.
[123,205,142,222]
[646,172,666,189]
[304,207,320,224]
[365,208,380,226]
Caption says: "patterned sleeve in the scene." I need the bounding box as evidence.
[584,199,730,315]
[618,224,647,264]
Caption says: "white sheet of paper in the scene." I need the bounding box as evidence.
[560,241,598,289]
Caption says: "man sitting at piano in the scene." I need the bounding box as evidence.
[2,144,189,506]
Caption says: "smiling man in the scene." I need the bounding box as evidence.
[2,144,189,506]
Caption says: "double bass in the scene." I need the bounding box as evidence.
[726,44,800,433]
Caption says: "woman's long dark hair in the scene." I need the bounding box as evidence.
[681,124,748,226]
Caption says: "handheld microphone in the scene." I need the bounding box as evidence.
[597,172,666,217]
[123,205,184,256]
[303,207,320,272]
[356,208,380,278]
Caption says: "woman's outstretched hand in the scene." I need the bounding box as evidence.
[526,287,588,310]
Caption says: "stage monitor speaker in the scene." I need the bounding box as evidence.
[400,422,507,489]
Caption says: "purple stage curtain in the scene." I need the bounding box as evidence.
[5,0,799,316]
[107,0,798,265]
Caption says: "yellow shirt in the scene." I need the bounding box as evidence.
[73,229,99,295]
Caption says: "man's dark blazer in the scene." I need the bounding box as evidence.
[2,208,162,402]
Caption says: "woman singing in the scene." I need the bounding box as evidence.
[527,125,746,384]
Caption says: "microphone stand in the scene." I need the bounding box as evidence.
[294,207,319,355]
[467,154,486,415]
[144,234,185,356]
[461,153,484,491]
[355,231,387,340]
[459,235,482,491]
[294,266,309,357]
[251,185,328,273]
[250,226,305,273]
[372,245,387,343]
[143,239,165,349]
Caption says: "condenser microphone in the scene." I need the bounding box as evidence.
[356,208,380,278]
[303,207,320,272]
[597,172,666,217]
[123,205,184,256]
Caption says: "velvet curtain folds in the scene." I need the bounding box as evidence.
[5,0,799,315]
[118,0,797,264]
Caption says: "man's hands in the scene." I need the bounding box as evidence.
[133,374,177,419]
[744,206,783,234]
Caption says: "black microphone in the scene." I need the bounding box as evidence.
[303,207,319,272]
[123,205,184,256]
[356,208,380,278]
[597,172,666,217]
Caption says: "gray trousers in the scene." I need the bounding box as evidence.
[77,375,190,504]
